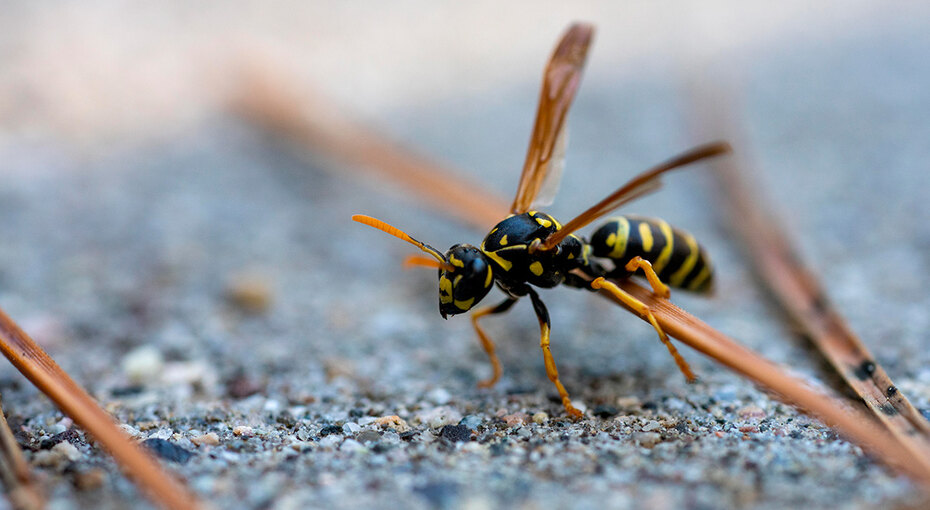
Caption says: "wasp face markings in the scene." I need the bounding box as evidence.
[438,244,494,318]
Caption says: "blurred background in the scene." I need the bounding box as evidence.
[1,2,929,509]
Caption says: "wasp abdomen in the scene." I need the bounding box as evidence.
[589,216,713,293]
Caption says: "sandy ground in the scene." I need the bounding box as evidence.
[1,3,930,509]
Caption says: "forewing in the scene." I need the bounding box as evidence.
[510,23,594,214]
[530,125,568,209]
[541,142,732,250]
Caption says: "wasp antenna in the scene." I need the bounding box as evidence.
[403,254,455,272]
[352,214,448,264]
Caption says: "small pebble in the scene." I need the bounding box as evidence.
[501,412,529,427]
[191,433,220,446]
[72,468,106,491]
[532,412,548,424]
[342,422,361,434]
[355,430,382,444]
[143,438,194,464]
[225,272,273,313]
[616,396,641,408]
[119,424,142,438]
[54,441,82,461]
[738,405,766,419]
[642,420,661,432]
[340,439,366,453]
[593,405,619,419]
[35,441,84,467]
[633,432,661,448]
[40,429,80,450]
[427,387,452,405]
[233,426,254,437]
[416,407,462,428]
[440,424,471,443]
[320,425,343,436]
[375,415,410,432]
[122,345,164,384]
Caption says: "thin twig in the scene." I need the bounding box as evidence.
[0,397,43,510]
[232,71,930,486]
[687,83,930,455]
[0,307,201,510]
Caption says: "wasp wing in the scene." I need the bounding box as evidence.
[510,22,594,214]
[540,142,731,250]
[530,125,568,209]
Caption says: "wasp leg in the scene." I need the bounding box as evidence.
[470,297,518,388]
[625,256,670,299]
[527,289,583,418]
[590,277,696,382]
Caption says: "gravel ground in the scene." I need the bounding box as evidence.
[1,4,930,510]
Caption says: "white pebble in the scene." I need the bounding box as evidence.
[122,345,164,384]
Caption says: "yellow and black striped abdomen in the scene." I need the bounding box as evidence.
[589,216,713,293]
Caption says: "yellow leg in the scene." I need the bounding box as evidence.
[528,289,583,418]
[591,277,696,382]
[625,256,670,299]
[470,298,517,388]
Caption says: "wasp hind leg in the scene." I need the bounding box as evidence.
[625,256,670,299]
[590,277,697,383]
[470,298,518,388]
[527,289,583,419]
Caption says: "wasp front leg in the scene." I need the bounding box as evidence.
[470,297,518,388]
[591,277,696,382]
[527,289,583,418]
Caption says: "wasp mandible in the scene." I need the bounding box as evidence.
[354,23,730,418]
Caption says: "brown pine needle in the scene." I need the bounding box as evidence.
[232,69,930,487]
[0,398,43,510]
[231,63,503,230]
[0,307,202,510]
[686,84,930,469]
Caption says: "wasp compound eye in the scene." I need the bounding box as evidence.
[439,245,493,318]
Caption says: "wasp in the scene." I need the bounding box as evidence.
[353,23,729,418]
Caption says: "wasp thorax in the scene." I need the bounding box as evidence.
[438,244,494,318]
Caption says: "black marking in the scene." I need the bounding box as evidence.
[880,403,898,416]
[853,360,876,380]
[886,386,897,397]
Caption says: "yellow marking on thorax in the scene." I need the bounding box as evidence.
[484,265,493,288]
[499,235,508,246]
[670,234,700,287]
[454,297,475,310]
[638,222,654,252]
[483,249,513,271]
[687,261,712,291]
[529,261,544,276]
[652,220,675,274]
[607,217,630,259]
[535,216,552,228]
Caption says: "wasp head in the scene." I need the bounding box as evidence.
[438,244,494,318]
